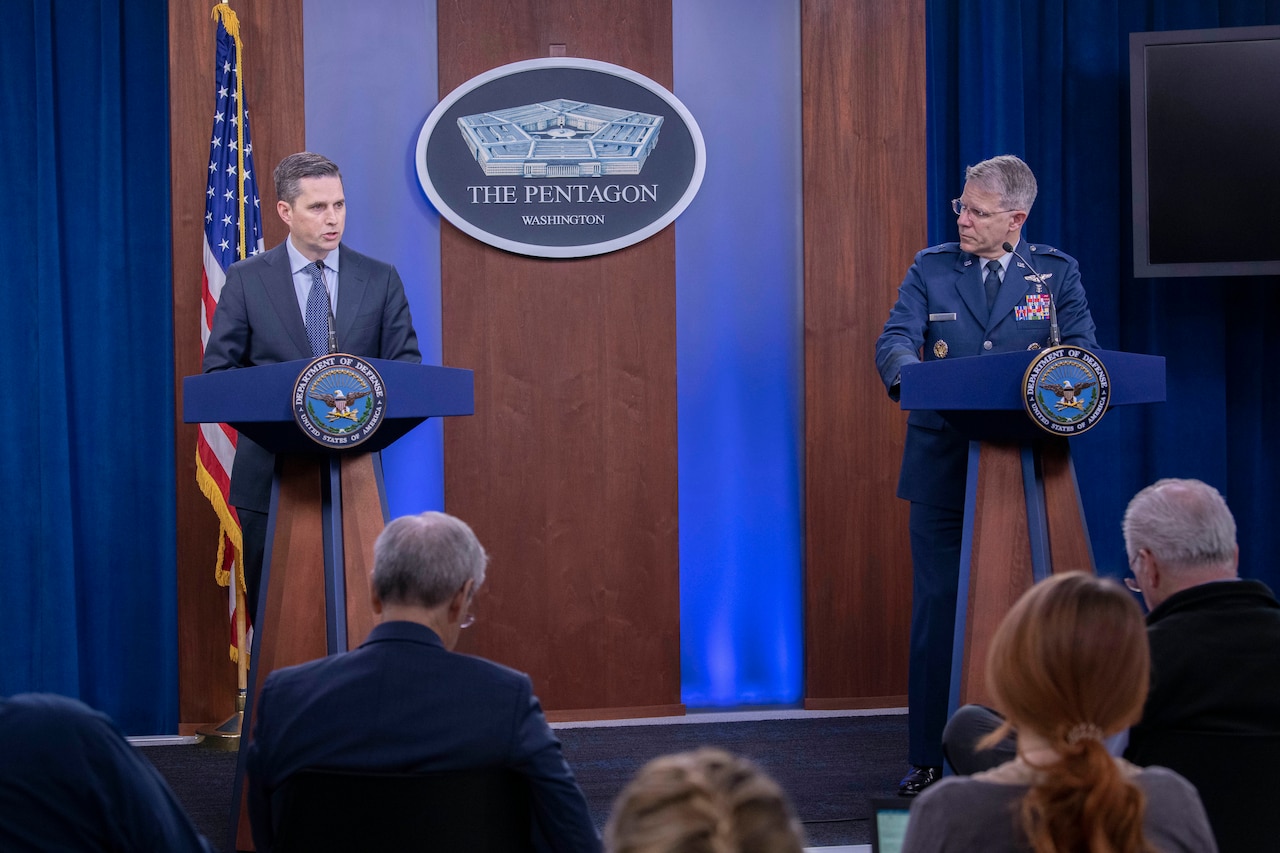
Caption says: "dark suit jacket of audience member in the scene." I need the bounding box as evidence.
[0,693,213,852]
[246,620,600,853]
[1126,578,1280,757]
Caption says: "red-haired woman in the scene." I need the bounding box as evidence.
[902,572,1216,852]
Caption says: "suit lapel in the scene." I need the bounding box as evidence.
[263,243,313,356]
[955,254,987,325]
[334,245,368,347]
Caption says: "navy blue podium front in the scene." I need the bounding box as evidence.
[898,349,1164,715]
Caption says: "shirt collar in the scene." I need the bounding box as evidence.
[284,237,341,276]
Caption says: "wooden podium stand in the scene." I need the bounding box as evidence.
[183,357,473,851]
[898,349,1165,717]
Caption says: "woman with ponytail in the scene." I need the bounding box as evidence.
[902,572,1216,852]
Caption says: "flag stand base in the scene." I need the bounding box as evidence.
[196,689,245,751]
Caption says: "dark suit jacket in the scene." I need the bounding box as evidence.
[875,240,1098,510]
[1128,579,1280,751]
[246,621,600,853]
[0,694,213,852]
[202,241,421,511]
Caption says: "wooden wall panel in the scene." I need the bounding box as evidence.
[437,1,682,717]
[802,0,926,706]
[170,0,305,728]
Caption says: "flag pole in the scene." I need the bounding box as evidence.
[197,0,258,749]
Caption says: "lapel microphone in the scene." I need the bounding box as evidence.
[1003,241,1060,347]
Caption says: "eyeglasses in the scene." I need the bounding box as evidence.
[951,198,1016,219]
[1124,550,1144,593]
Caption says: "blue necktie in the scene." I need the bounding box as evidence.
[304,260,331,356]
[985,259,1002,313]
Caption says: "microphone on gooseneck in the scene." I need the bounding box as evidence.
[1003,241,1060,347]
[326,304,338,353]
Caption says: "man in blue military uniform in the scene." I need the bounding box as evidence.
[875,155,1098,795]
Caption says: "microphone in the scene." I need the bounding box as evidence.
[1003,241,1060,347]
[326,303,338,353]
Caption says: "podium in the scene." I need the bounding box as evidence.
[898,349,1164,716]
[183,357,473,851]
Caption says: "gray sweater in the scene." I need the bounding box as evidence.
[901,762,1217,852]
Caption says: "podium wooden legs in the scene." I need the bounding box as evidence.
[229,452,389,851]
[949,439,1095,714]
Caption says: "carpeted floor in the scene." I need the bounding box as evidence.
[141,712,906,850]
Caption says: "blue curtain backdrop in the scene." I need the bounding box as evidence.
[926,0,1280,589]
[0,1,177,733]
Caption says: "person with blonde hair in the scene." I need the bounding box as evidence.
[902,572,1215,852]
[604,747,806,853]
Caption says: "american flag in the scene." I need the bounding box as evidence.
[197,3,264,661]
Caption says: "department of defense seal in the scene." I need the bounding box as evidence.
[1022,346,1110,436]
[933,340,949,359]
[293,354,387,449]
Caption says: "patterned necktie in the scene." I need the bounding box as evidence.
[985,259,1003,312]
[304,260,331,356]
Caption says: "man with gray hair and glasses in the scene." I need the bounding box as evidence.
[944,478,1280,776]
[875,154,1098,795]
[246,511,600,852]
[1120,477,1280,759]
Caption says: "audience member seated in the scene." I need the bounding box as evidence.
[0,692,214,852]
[945,478,1280,773]
[603,747,806,853]
[901,572,1216,852]
[1117,478,1280,757]
[246,511,600,853]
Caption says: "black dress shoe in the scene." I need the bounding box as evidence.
[898,765,942,797]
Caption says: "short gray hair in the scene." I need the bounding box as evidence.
[372,512,488,608]
[965,154,1038,213]
[274,151,342,205]
[1122,478,1237,570]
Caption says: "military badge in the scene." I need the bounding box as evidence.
[933,340,949,358]
[1022,346,1110,436]
[293,354,387,449]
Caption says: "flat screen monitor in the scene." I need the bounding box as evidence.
[1130,25,1280,277]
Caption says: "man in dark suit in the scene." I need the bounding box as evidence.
[202,151,421,617]
[875,155,1098,795]
[0,693,213,851]
[245,511,601,853]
